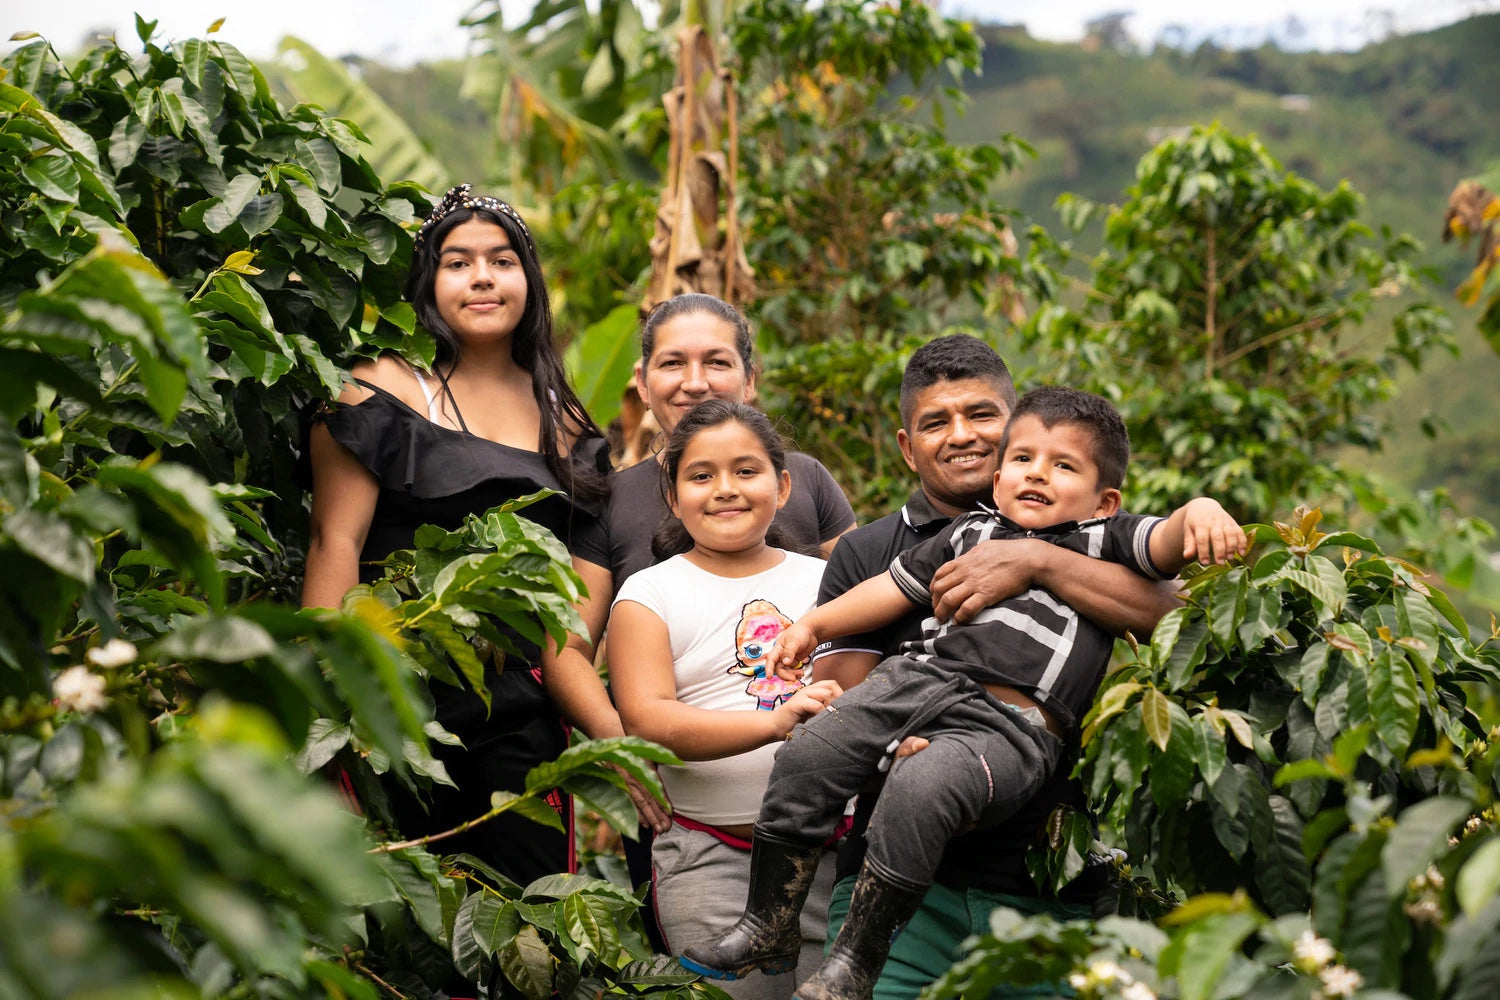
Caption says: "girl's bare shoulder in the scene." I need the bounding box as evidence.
[338,353,430,410]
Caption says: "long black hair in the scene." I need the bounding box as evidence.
[650,399,805,560]
[405,198,606,505]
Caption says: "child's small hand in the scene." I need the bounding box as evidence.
[775,679,843,732]
[1181,498,1247,565]
[770,622,818,683]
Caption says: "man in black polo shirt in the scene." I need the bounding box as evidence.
[811,335,1178,1000]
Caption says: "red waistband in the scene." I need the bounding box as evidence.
[673,813,853,851]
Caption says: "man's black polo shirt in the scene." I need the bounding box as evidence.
[810,489,1092,897]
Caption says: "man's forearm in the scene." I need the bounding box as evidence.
[1032,545,1180,637]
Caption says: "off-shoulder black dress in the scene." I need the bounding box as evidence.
[322,379,610,885]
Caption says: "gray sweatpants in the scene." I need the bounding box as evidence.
[654,823,838,1000]
[756,656,1061,890]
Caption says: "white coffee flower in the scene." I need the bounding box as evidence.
[1292,929,1336,972]
[86,638,138,668]
[1319,964,1363,998]
[1089,960,1131,986]
[1120,983,1157,1000]
[54,666,108,714]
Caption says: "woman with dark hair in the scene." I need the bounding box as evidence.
[581,293,855,594]
[302,185,660,886]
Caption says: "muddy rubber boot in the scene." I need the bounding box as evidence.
[793,863,925,1000]
[679,835,824,980]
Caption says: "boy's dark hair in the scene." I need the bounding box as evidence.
[404,195,606,504]
[898,334,1017,430]
[640,293,755,374]
[1000,385,1131,491]
[650,399,804,560]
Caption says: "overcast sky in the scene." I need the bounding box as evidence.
[4,1,1495,64]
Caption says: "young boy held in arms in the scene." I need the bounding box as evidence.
[681,386,1247,1000]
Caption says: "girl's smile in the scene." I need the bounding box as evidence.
[669,421,791,561]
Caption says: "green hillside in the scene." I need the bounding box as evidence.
[352,14,1500,527]
[947,15,1500,526]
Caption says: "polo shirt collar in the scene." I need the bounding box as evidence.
[900,489,954,530]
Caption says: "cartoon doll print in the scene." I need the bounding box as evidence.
[730,598,804,710]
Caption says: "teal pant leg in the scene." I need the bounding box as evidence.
[824,876,1089,1000]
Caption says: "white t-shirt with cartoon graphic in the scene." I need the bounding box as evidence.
[612,550,825,826]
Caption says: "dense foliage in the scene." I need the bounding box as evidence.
[1017,125,1453,526]
[0,22,686,998]
[726,0,1031,516]
[934,508,1500,999]
[6,6,1500,1000]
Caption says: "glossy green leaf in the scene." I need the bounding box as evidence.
[1297,640,1332,705]
[1160,910,1260,1000]
[1209,765,1259,858]
[498,923,554,1000]
[204,173,261,233]
[1394,589,1441,669]
[296,719,352,774]
[469,892,522,957]
[1368,648,1420,758]
[564,304,640,428]
[154,614,279,661]
[1435,899,1500,996]
[1305,554,1348,616]
[1325,622,1373,664]
[21,153,80,202]
[1254,795,1311,913]
[94,461,229,606]
[6,509,94,583]
[1208,569,1248,651]
[1380,796,1471,900]
[1163,616,1210,689]
[491,789,567,834]
[1141,687,1173,751]
[1457,839,1500,917]
[237,192,284,237]
[1150,704,1196,810]
[559,892,617,965]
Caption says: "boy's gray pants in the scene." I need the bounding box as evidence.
[757,656,1062,891]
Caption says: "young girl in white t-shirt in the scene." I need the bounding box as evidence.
[608,400,844,1000]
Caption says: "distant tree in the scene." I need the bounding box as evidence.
[1019,124,1455,527]
[729,0,1031,515]
[1085,11,1137,54]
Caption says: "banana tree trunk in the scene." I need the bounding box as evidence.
[644,21,754,311]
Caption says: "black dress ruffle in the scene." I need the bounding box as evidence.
[321,382,609,585]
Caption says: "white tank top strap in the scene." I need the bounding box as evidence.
[411,369,444,424]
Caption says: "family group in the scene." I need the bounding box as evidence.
[302,185,1246,1000]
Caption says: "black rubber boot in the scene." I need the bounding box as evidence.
[793,863,925,1000]
[679,835,824,980]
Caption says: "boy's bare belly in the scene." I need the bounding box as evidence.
[981,683,1063,738]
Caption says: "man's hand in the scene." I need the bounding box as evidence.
[929,537,1044,624]
[771,622,819,682]
[1180,498,1247,566]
